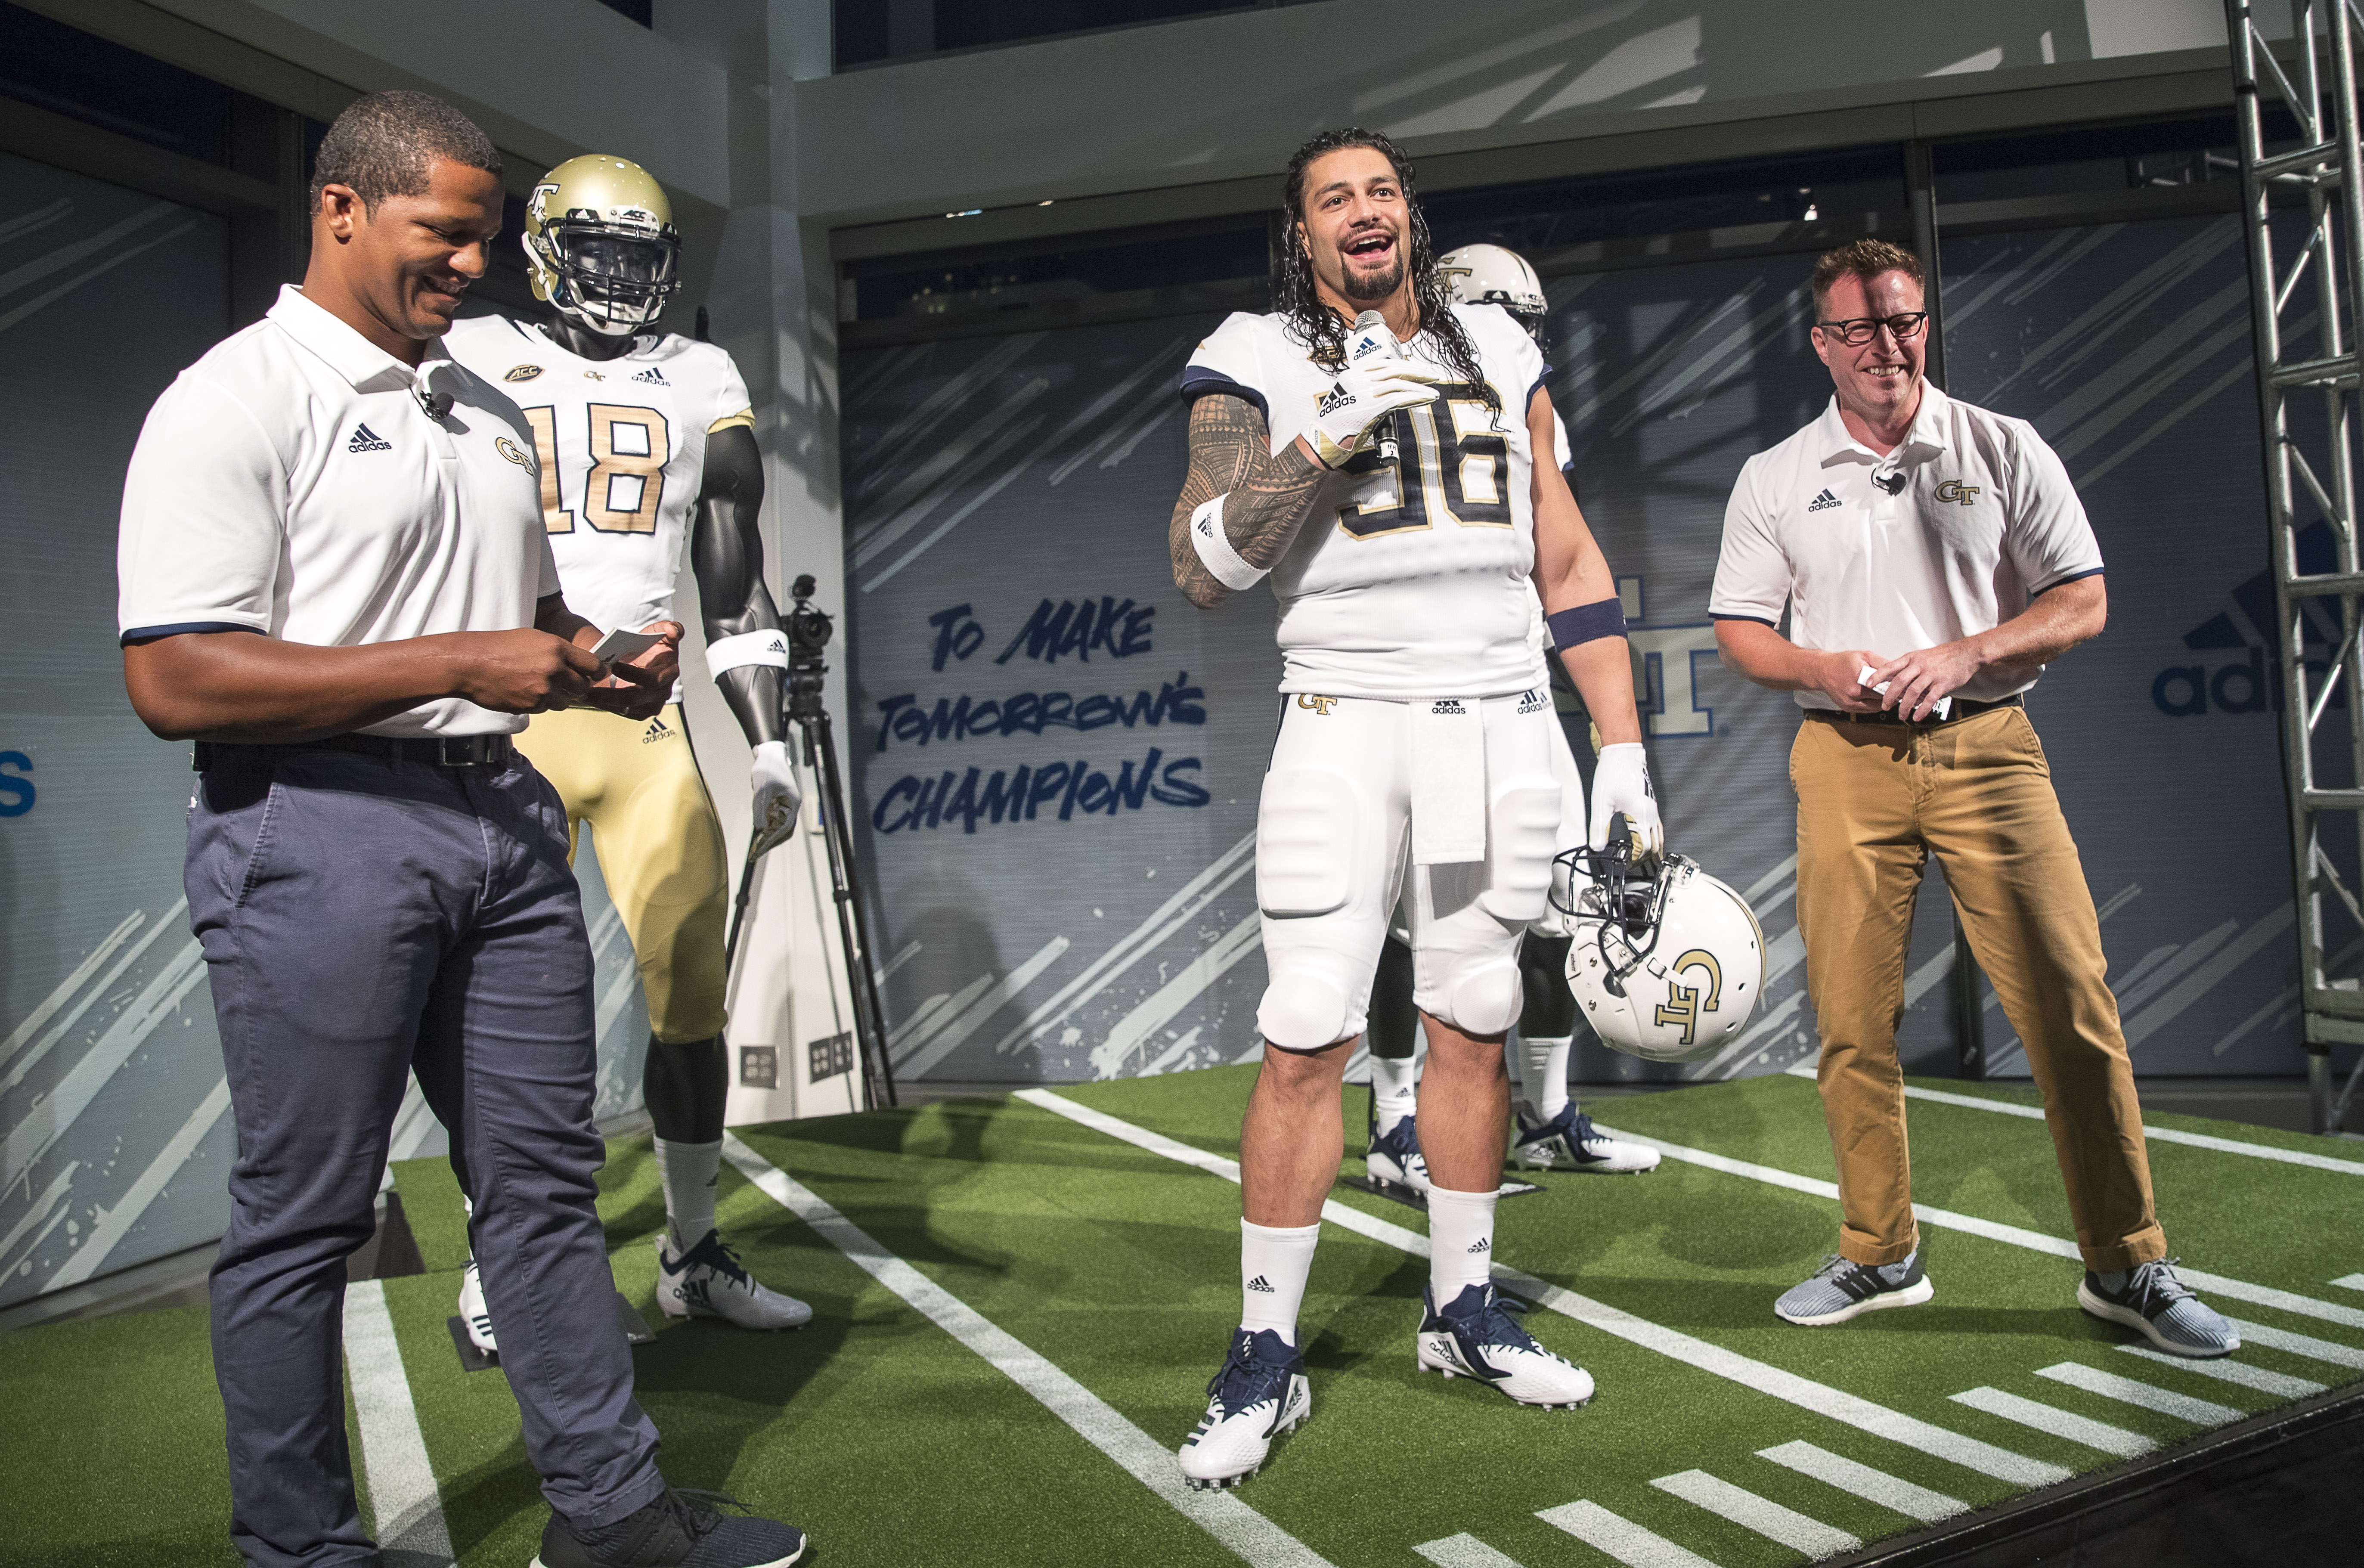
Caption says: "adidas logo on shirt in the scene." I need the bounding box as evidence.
[347,423,392,453]
[630,366,668,385]
[1246,1275,1275,1294]
[1806,488,1840,512]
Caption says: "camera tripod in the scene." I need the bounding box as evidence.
[724,574,897,1110]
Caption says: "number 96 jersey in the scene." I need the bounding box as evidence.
[446,314,755,638]
[1179,302,1545,700]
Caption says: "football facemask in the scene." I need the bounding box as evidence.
[1552,838,1766,1064]
[523,155,683,336]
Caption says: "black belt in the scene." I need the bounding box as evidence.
[194,732,516,770]
[1813,693,2024,726]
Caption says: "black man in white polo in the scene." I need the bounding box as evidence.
[115,93,806,1568]
[1710,238,2234,1358]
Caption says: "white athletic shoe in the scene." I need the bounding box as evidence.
[1177,1328,1311,1490]
[457,1256,498,1355]
[1416,1283,1594,1408]
[1366,1116,1431,1191]
[1512,1103,1660,1174]
[655,1229,814,1330]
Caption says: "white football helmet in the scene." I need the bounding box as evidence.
[1439,243,1547,335]
[1556,843,1765,1064]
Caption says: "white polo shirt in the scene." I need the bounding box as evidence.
[118,285,558,738]
[1709,381,2104,709]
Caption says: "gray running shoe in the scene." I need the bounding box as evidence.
[2078,1259,2238,1358]
[1775,1251,1933,1326]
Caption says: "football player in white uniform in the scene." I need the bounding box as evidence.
[445,155,809,1340]
[1362,245,1659,1190]
[1166,132,1661,1490]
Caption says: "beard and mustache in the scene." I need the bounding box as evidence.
[1334,225,1406,302]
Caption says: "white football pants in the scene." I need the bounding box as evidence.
[1255,690,1560,1051]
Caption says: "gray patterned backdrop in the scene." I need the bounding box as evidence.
[846,214,2350,1090]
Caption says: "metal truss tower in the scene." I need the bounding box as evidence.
[2228,0,2364,1134]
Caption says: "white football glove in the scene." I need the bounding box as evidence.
[750,741,802,856]
[1304,360,1437,469]
[1588,742,1664,866]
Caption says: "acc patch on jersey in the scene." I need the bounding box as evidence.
[504,363,544,383]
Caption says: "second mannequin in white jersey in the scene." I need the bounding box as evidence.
[445,155,809,1343]
[1360,245,1661,1193]
[1165,130,1665,1491]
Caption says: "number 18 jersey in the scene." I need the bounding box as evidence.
[1180,302,1545,700]
[446,314,754,637]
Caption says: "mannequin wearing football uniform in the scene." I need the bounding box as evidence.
[1166,133,1663,1491]
[445,155,808,1340]
[1364,246,1660,1185]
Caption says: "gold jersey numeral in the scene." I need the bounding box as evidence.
[520,406,574,534]
[583,403,671,534]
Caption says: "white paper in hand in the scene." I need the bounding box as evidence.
[591,627,663,664]
[1858,663,1950,721]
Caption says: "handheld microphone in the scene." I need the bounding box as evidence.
[1348,310,1404,462]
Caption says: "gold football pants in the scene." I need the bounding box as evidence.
[1791,707,2166,1273]
[514,703,730,1045]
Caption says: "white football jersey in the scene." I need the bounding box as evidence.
[1181,303,1547,700]
[446,315,755,637]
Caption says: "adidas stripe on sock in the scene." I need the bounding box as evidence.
[1426,1186,1499,1304]
[1239,1218,1321,1345]
[1370,1053,1419,1136]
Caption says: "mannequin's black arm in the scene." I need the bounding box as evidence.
[690,424,785,748]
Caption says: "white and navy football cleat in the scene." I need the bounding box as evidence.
[1415,1283,1594,1407]
[1178,1328,1311,1490]
[457,1256,498,1356]
[655,1230,814,1331]
[1366,1115,1431,1191]
[1511,1103,1660,1174]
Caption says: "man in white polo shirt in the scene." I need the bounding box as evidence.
[117,93,806,1568]
[1711,238,2235,1358]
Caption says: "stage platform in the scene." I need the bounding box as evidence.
[3,1066,2358,1566]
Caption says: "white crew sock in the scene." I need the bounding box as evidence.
[1521,1035,1573,1121]
[653,1136,722,1252]
[1370,1054,1419,1135]
[1426,1185,1500,1306]
[1239,1219,1322,1345]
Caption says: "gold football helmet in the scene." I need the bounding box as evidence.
[522,154,682,335]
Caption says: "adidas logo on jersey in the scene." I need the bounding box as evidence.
[630,366,668,385]
[642,716,674,745]
[1806,488,1841,512]
[347,423,391,453]
[1430,699,1466,715]
[1245,1275,1275,1294]
[1314,383,1355,418]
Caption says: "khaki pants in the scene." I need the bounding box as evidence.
[1791,707,2166,1271]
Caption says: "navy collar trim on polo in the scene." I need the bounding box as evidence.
[266,283,455,395]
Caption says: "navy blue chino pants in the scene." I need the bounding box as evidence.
[189,744,664,1567]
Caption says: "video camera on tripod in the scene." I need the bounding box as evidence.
[723,574,897,1109]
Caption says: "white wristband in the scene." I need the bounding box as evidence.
[706,628,790,678]
[1190,494,1266,591]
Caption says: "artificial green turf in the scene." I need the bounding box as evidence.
[6,1066,2358,1568]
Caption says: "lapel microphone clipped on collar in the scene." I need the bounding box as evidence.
[415,385,453,421]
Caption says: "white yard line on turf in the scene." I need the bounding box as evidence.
[1589,1120,2364,1332]
[2221,1317,2364,1368]
[1537,1500,1718,1568]
[1756,1440,1967,1523]
[2035,1362,2243,1424]
[717,1134,1334,1568]
[1949,1387,2153,1458]
[1651,1469,1862,1555]
[1780,1063,2364,1177]
[342,1279,454,1567]
[2335,1274,2364,1292]
[1017,1090,2070,1488]
[2117,1344,2325,1397]
[1412,1534,1527,1568]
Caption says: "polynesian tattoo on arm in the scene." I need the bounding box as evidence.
[1168,392,1354,609]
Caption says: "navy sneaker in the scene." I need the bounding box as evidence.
[1366,1115,1431,1191]
[1177,1327,1310,1489]
[531,1487,805,1568]
[1511,1103,1659,1173]
[2079,1260,2238,1358]
[1775,1251,1933,1326]
[1415,1282,1594,1407]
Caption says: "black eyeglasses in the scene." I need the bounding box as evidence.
[1814,311,1930,346]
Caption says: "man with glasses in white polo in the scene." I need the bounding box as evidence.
[1710,239,2236,1357]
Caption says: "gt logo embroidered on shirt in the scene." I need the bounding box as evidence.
[494,437,535,471]
[1935,480,1982,505]
[1296,694,1338,715]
